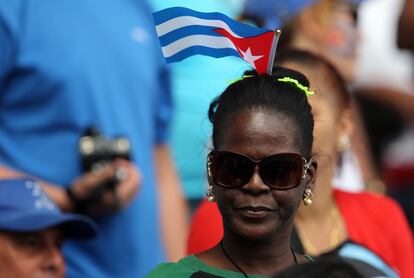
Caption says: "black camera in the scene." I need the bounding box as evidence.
[68,128,131,214]
[79,127,130,173]
[79,127,130,192]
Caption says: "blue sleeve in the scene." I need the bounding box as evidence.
[154,57,173,145]
[0,2,19,84]
[142,0,173,145]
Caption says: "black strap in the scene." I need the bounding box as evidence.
[65,186,88,214]
[290,226,305,254]
[190,271,225,278]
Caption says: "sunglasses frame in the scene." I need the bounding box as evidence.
[207,151,313,190]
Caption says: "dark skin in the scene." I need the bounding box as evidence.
[398,0,414,51]
[198,108,317,275]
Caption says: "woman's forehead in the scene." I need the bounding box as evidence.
[218,109,301,156]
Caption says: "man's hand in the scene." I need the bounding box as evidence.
[68,159,141,216]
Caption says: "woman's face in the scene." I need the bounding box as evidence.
[213,108,314,241]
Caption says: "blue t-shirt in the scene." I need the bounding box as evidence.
[0,1,171,277]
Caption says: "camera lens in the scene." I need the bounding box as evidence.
[80,136,95,155]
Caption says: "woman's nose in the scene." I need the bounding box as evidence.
[242,166,270,194]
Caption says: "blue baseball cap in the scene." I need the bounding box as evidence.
[243,0,364,29]
[0,178,98,239]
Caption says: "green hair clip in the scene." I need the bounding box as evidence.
[277,77,314,96]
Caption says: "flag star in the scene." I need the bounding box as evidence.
[239,47,264,68]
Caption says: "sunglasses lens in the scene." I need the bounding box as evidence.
[210,152,253,188]
[260,154,302,189]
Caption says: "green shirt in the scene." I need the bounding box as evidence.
[146,255,269,278]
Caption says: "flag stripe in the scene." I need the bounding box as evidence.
[153,7,270,38]
[153,7,236,25]
[164,46,239,63]
[156,16,242,39]
[158,25,225,47]
[161,35,237,58]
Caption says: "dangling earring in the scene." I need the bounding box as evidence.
[206,185,216,202]
[303,187,313,206]
[206,158,216,202]
[337,135,350,152]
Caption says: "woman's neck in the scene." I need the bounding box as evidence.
[216,228,298,275]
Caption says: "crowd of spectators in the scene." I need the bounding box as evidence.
[0,0,413,277]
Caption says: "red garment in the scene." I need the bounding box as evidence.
[188,189,414,278]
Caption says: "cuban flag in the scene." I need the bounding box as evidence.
[153,7,281,74]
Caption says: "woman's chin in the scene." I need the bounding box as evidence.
[229,216,281,242]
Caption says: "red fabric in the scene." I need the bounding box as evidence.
[187,200,223,255]
[384,164,414,189]
[334,190,414,278]
[214,28,276,74]
[187,189,414,278]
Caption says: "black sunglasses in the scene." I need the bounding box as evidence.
[208,151,312,190]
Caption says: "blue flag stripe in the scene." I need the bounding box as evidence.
[158,25,224,47]
[165,46,239,63]
[153,7,270,38]
[153,7,232,25]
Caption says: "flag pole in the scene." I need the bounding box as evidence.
[266,29,282,75]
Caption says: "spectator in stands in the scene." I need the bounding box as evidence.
[0,178,97,278]
[148,67,318,277]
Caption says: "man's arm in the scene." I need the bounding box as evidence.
[0,162,140,215]
[154,144,189,262]
[0,166,75,211]
[398,0,414,51]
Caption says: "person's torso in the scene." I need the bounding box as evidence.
[0,1,169,276]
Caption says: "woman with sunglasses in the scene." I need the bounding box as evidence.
[147,67,317,277]
[188,50,414,278]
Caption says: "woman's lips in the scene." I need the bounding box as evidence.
[236,206,275,219]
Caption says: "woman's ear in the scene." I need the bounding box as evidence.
[306,159,318,191]
[336,108,353,151]
[339,108,354,138]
